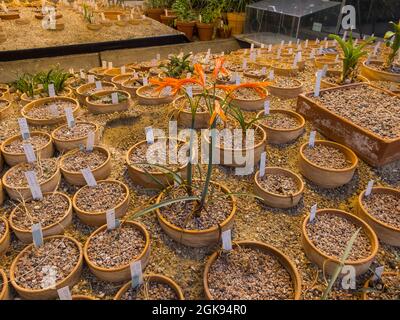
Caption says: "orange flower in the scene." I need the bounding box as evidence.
[194,63,206,87]
[212,58,228,80]
[216,82,272,98]
[209,100,227,126]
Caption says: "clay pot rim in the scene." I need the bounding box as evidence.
[85,89,131,107]
[60,145,111,175]
[8,192,72,234]
[299,140,358,173]
[72,179,129,217]
[114,273,185,300]
[271,63,299,72]
[203,240,302,300]
[196,22,214,28]
[267,79,304,90]
[2,158,60,191]
[83,220,150,273]
[20,87,73,102]
[362,60,400,77]
[88,67,107,76]
[111,74,134,85]
[230,87,268,103]
[256,109,305,133]
[1,131,52,157]
[358,187,400,233]
[126,138,188,175]
[254,167,305,199]
[0,98,11,110]
[0,268,7,300]
[203,124,267,152]
[76,81,116,96]
[302,209,379,266]
[318,73,370,87]
[136,85,175,100]
[0,216,10,249]
[9,235,83,294]
[172,93,222,116]
[156,180,236,235]
[51,121,100,143]
[104,67,134,77]
[21,96,79,124]
[361,271,400,300]
[121,78,141,89]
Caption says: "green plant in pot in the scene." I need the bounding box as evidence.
[172,0,196,40]
[145,0,166,22]
[13,73,38,99]
[217,21,232,39]
[160,53,194,78]
[196,1,221,41]
[160,0,177,27]
[383,21,400,72]
[225,0,253,35]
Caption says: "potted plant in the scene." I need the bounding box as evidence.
[86,90,131,114]
[196,1,220,41]
[217,21,232,39]
[145,0,165,22]
[159,53,194,79]
[172,0,196,40]
[160,1,177,27]
[226,0,252,35]
[83,4,102,30]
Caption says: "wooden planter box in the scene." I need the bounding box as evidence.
[296,83,400,167]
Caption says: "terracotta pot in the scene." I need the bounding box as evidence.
[271,64,299,76]
[114,274,185,300]
[203,125,267,168]
[60,146,112,186]
[0,12,20,20]
[85,90,131,114]
[267,79,304,99]
[361,272,399,300]
[356,187,400,247]
[136,85,175,105]
[72,180,130,226]
[217,27,231,39]
[257,109,305,144]
[84,221,150,282]
[361,60,400,82]
[0,268,9,300]
[227,12,246,35]
[111,74,132,89]
[298,140,358,188]
[296,83,400,167]
[126,139,188,189]
[35,13,62,19]
[88,67,107,78]
[0,98,12,119]
[21,96,80,126]
[160,15,176,27]
[196,22,214,41]
[76,81,116,105]
[301,209,379,276]
[1,131,54,167]
[2,159,61,201]
[86,23,102,31]
[145,8,164,22]
[10,235,83,300]
[319,74,370,89]
[103,67,134,82]
[8,192,73,243]
[0,216,10,256]
[229,87,268,111]
[0,181,4,206]
[20,87,73,106]
[51,121,101,152]
[121,79,141,97]
[156,181,236,247]
[253,167,304,208]
[102,10,125,21]
[314,57,340,69]
[203,241,302,300]
[176,20,195,41]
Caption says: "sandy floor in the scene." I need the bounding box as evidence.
[0,57,399,300]
[0,7,179,51]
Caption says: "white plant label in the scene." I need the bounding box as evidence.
[259,152,266,177]
[57,286,72,300]
[120,66,126,74]
[264,100,270,115]
[145,126,154,144]
[276,48,281,59]
[261,67,266,76]
[80,70,85,79]
[309,131,316,147]
[108,61,113,69]
[310,204,317,223]
[221,229,232,251]
[130,260,143,288]
[86,131,95,152]
[23,143,36,163]
[81,168,97,187]
[48,84,55,97]
[268,44,272,52]
[18,118,30,140]
[186,86,193,98]
[65,107,75,128]
[106,208,117,230]
[186,72,191,79]
[88,74,95,83]
[143,77,148,86]
[111,92,119,104]
[365,180,374,197]
[95,81,102,91]
[242,59,247,70]
[314,70,323,97]
[305,39,309,48]
[288,40,292,46]
[25,171,43,200]
[268,70,274,80]
[102,60,107,68]
[280,40,284,47]
[250,43,254,51]
[235,73,241,85]
[372,266,384,281]
[261,43,265,49]
[32,223,44,248]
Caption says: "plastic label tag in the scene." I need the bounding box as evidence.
[88,74,95,83]
[365,180,374,197]
[130,260,143,288]
[372,266,384,281]
[111,92,119,104]
[32,223,44,248]
[48,84,55,97]
[65,107,75,128]
[186,86,193,98]
[314,70,323,97]
[106,208,117,230]
[309,131,316,147]
[261,67,266,75]
[259,152,266,177]
[18,118,30,140]
[221,229,232,251]
[25,171,43,200]
[268,70,274,80]
[143,77,148,86]
[264,100,270,115]
[23,143,36,163]
[57,286,72,300]
[108,61,113,69]
[81,168,97,187]
[145,126,154,144]
[86,131,95,151]
[102,60,107,68]
[95,81,102,91]
[310,204,317,223]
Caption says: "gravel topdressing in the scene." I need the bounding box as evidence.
[272,77,301,88]
[232,87,263,100]
[87,224,146,269]
[159,183,233,230]
[3,134,49,153]
[120,280,179,300]
[306,213,372,261]
[4,159,58,188]
[82,86,116,97]
[361,192,400,229]
[75,181,126,213]
[88,92,128,105]
[257,172,299,196]
[26,100,76,120]
[261,112,300,129]
[61,149,108,172]
[207,247,295,300]
[0,219,5,239]
[311,85,400,139]
[366,274,400,300]
[53,122,97,140]
[303,144,352,169]
[11,193,70,230]
[139,86,172,98]
[14,237,80,290]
